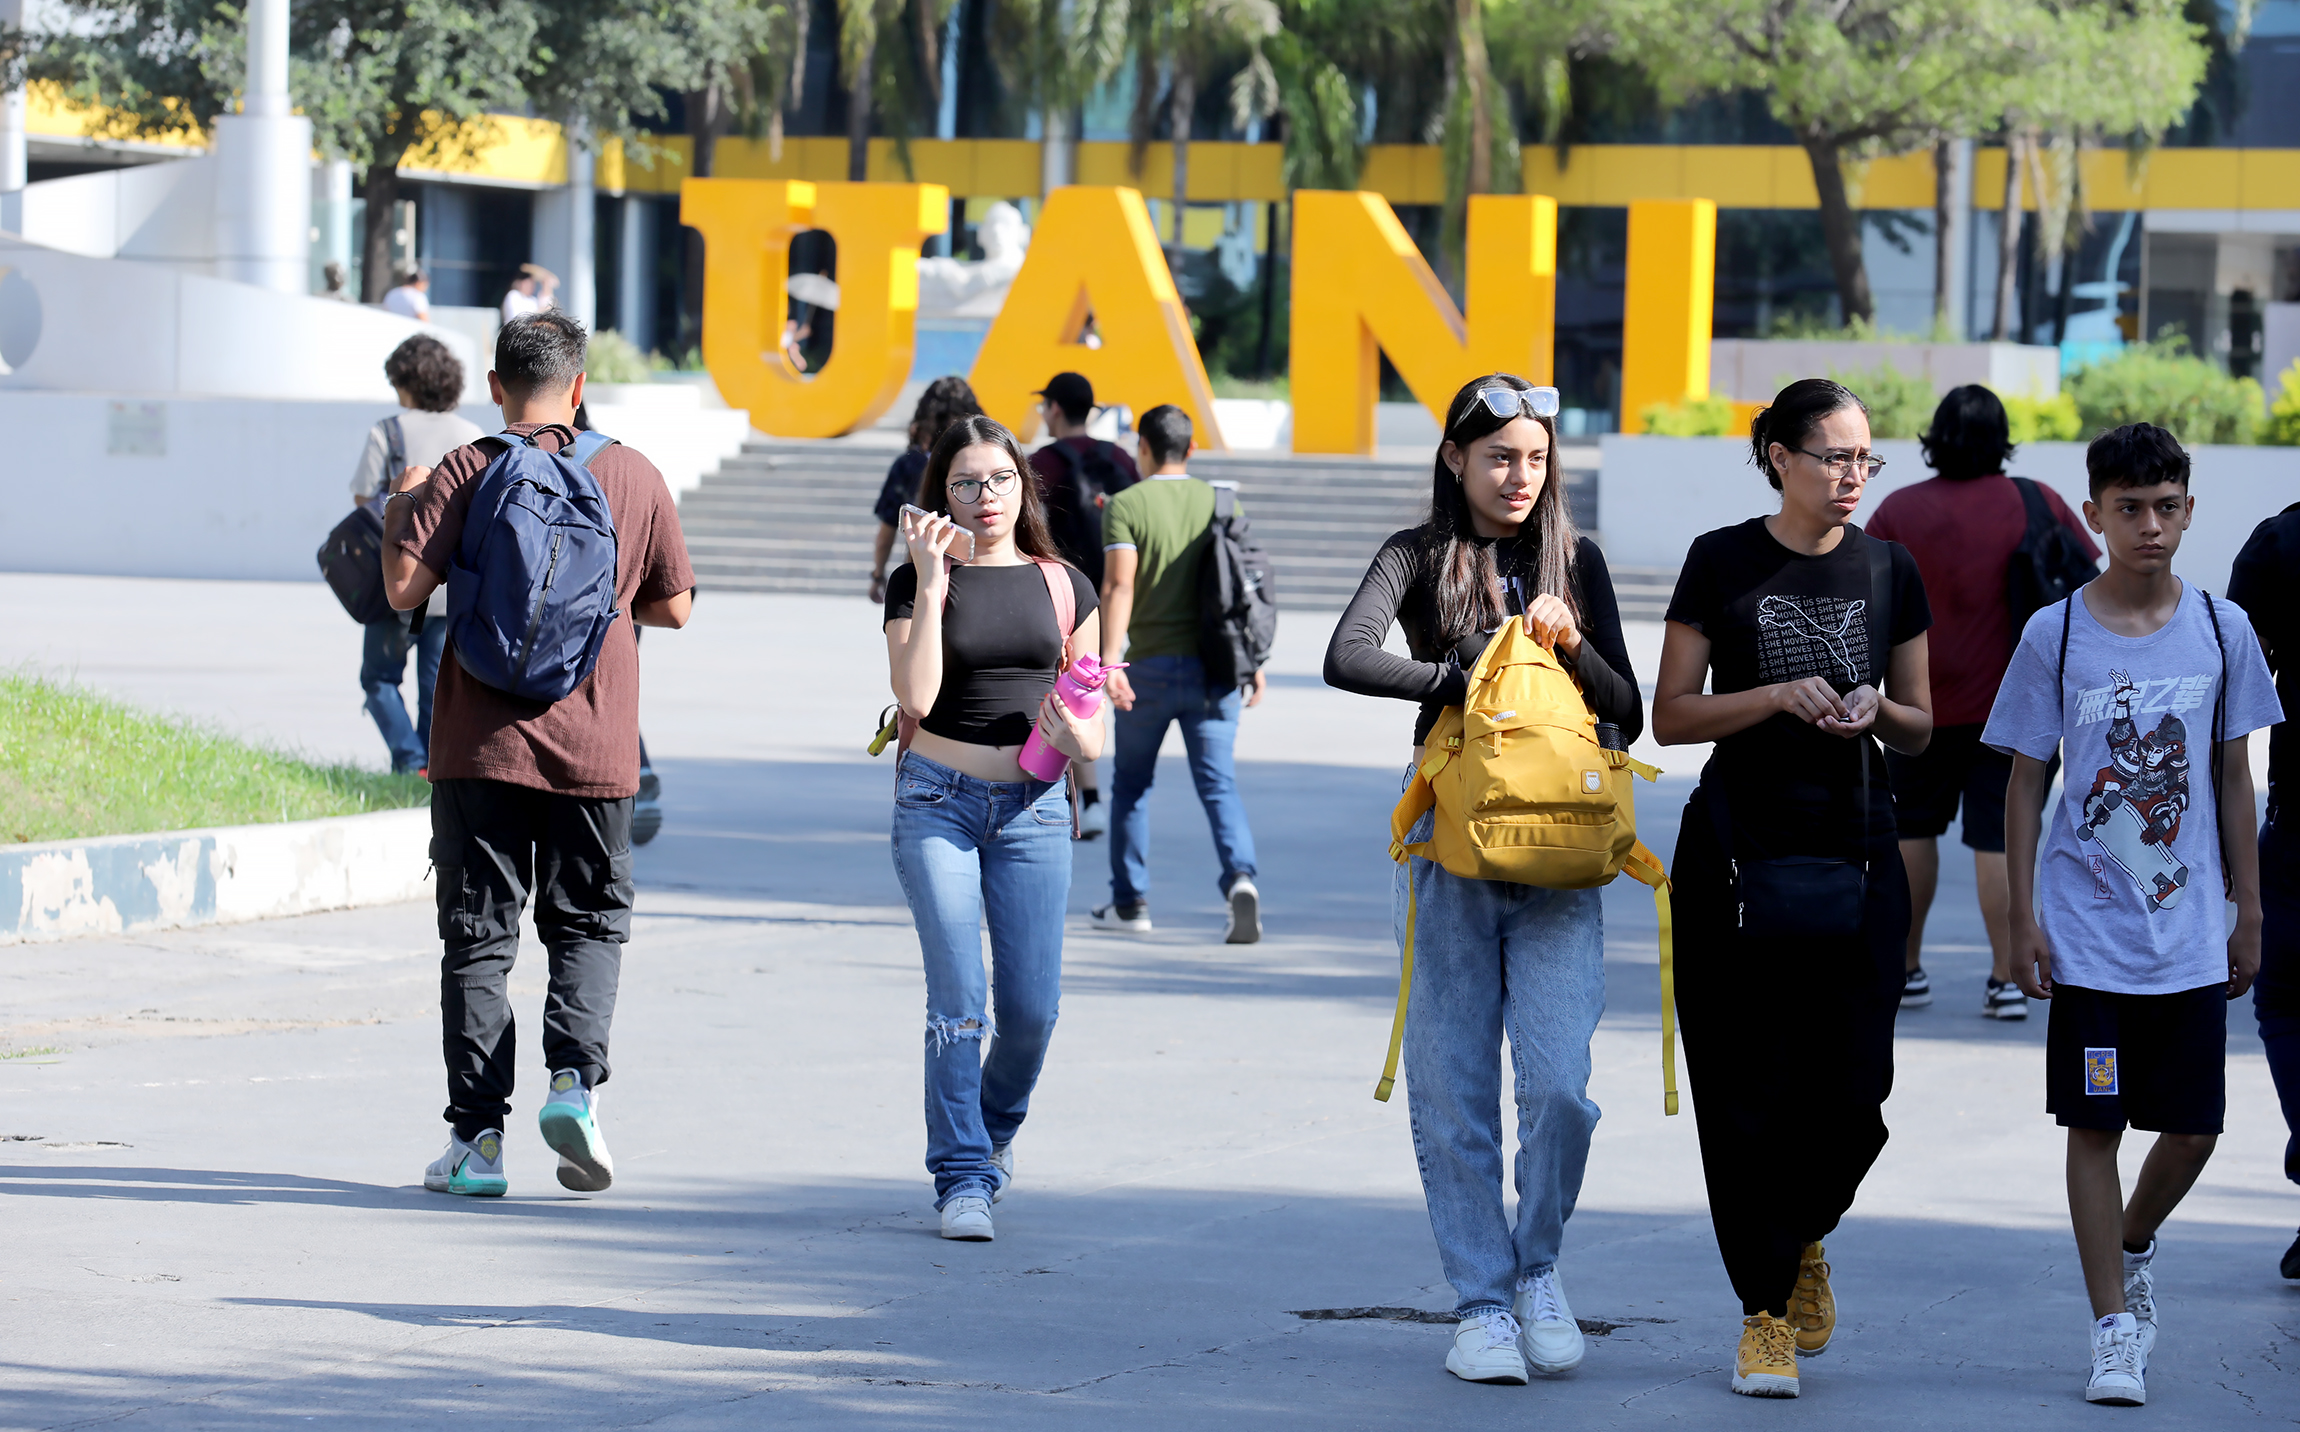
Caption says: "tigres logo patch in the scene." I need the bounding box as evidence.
[477,1133,502,1162]
[2085,1047,2118,1096]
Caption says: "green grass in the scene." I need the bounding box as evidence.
[0,674,429,846]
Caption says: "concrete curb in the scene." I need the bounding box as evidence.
[1,807,431,944]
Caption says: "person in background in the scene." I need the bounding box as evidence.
[382,268,430,321]
[1653,378,1933,1401]
[883,415,1104,1242]
[2227,500,2300,1282]
[502,264,557,323]
[349,334,482,774]
[1029,371,1139,840]
[1094,404,1265,942]
[1868,385,2098,1020]
[872,377,985,605]
[1323,374,1641,1386]
[321,261,354,302]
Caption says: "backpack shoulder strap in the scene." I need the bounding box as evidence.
[384,415,407,475]
[1865,529,1892,685]
[2011,475,2053,533]
[570,431,616,469]
[1032,558,1078,661]
[2058,591,2074,715]
[1212,483,1237,523]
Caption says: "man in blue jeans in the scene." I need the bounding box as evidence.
[1092,404,1265,942]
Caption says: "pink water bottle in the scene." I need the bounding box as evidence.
[1019,653,1124,780]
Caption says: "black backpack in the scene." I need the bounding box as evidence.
[2006,476,2099,632]
[1040,439,1133,579]
[1198,484,1277,689]
[317,416,408,627]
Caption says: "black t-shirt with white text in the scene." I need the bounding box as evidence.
[1666,519,1932,856]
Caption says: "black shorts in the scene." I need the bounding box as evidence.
[2046,982,2228,1134]
[1884,722,2040,853]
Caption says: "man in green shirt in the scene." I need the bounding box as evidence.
[1093,405,1264,943]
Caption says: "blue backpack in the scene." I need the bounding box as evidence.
[445,429,621,703]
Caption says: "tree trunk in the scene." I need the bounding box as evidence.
[1993,130,2024,341]
[1802,137,1873,326]
[1933,136,1966,338]
[847,29,875,182]
[359,158,402,303]
[915,0,942,119]
[679,81,725,359]
[1458,0,1492,195]
[1169,64,1194,247]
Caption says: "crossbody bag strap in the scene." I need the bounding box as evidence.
[2202,585,2230,884]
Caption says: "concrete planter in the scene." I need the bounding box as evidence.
[1710,340,2062,401]
[1,806,431,944]
[1594,436,2291,593]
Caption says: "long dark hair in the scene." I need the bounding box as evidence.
[907,374,982,452]
[1422,372,1576,648]
[1921,383,2014,480]
[918,414,1066,565]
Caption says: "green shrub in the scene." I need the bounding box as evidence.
[1638,395,1737,436]
[1999,391,2082,443]
[1827,362,1934,439]
[2262,360,2300,446]
[585,329,656,384]
[2064,337,2262,445]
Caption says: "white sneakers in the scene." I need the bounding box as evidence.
[940,1195,994,1241]
[423,1129,507,1197]
[1090,901,1152,932]
[990,1142,1013,1204]
[1446,1310,1528,1384]
[2087,1312,2147,1405]
[1224,877,1262,944]
[2123,1240,2158,1357]
[1512,1269,1586,1373]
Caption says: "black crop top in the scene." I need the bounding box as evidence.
[1323,530,1642,746]
[884,560,1100,746]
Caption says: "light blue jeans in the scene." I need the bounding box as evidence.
[1108,654,1258,905]
[890,751,1072,1206]
[1396,804,1607,1317]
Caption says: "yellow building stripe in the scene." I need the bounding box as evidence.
[24,78,2300,215]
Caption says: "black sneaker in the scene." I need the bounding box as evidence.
[2282,1229,2300,1281]
[1984,978,2028,1021]
[1090,901,1152,933]
[1900,966,1933,1009]
[632,767,663,846]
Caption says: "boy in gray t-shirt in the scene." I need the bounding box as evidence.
[1983,423,2281,1407]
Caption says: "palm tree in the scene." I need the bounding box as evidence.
[1127,0,1280,246]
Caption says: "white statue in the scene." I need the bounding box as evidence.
[916,201,1031,319]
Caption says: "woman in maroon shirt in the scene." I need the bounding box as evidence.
[1867,385,2099,1020]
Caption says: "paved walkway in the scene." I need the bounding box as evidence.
[1,576,2293,1428]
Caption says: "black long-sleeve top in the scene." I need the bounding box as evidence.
[1323,529,1643,747]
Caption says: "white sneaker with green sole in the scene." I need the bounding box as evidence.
[538,1069,614,1192]
[424,1129,508,1197]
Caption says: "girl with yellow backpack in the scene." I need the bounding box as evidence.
[1325,374,1645,1387]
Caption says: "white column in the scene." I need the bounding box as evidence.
[565,120,595,328]
[211,0,312,291]
[0,0,27,234]
[311,157,352,288]
[617,195,655,352]
[1039,108,1070,197]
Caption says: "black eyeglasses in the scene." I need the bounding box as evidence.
[1794,446,1887,480]
[948,470,1021,503]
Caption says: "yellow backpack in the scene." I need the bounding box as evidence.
[1380,616,1679,1115]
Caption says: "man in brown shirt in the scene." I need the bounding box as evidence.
[380,311,694,1198]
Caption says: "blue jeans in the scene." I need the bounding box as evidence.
[1108,655,1257,905]
[362,613,445,773]
[1395,800,1607,1317]
[890,752,1072,1206]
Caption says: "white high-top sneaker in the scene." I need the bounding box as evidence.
[2086,1312,2146,1405]
[2123,1240,2157,1359]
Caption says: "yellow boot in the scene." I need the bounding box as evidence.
[1732,1312,1800,1398]
[1789,1242,1835,1356]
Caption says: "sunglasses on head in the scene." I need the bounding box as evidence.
[1460,385,1561,425]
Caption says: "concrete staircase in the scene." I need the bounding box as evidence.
[679,438,1675,617]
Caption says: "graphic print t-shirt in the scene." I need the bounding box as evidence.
[1982,584,2283,994]
[1666,520,1931,857]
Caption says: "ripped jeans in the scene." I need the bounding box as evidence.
[891,751,1072,1206]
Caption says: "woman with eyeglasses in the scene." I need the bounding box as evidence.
[1324,373,1642,1386]
[884,414,1105,1243]
[1649,377,1933,1399]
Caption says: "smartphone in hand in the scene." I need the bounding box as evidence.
[900,504,976,563]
